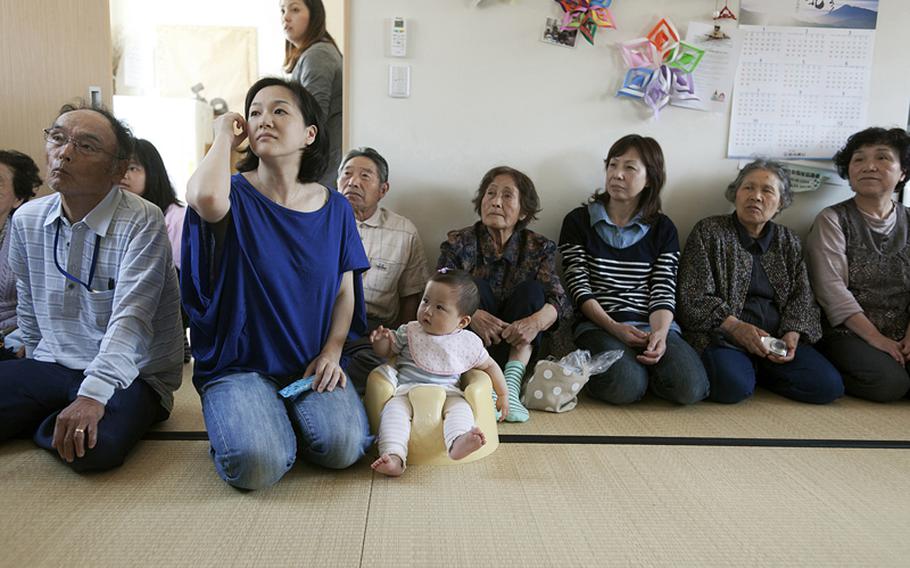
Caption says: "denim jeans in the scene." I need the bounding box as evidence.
[818,333,910,402]
[575,329,709,405]
[0,358,165,472]
[701,344,844,404]
[200,371,373,490]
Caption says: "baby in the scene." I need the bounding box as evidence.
[370,269,508,477]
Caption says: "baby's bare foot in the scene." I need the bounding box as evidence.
[449,427,486,460]
[371,453,405,477]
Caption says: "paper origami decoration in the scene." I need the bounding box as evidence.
[618,37,659,68]
[615,18,705,116]
[647,17,679,60]
[554,0,617,45]
[617,68,653,98]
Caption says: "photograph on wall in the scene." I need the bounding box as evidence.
[541,17,578,48]
[741,0,878,29]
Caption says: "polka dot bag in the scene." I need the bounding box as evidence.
[521,349,623,412]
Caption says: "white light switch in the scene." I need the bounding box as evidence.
[388,64,410,98]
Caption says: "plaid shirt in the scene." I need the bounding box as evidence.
[437,222,570,321]
[357,207,429,325]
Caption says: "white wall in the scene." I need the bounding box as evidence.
[348,0,910,264]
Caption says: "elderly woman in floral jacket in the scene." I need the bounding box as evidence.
[677,159,843,404]
[439,166,570,423]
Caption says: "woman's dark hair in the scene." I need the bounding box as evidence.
[0,150,41,212]
[471,166,541,231]
[833,127,910,193]
[235,77,329,184]
[283,0,340,73]
[130,139,182,213]
[590,134,666,225]
[725,158,793,211]
[430,269,481,316]
[56,102,133,161]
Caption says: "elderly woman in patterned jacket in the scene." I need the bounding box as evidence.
[677,159,843,404]
[806,127,910,402]
[439,166,571,423]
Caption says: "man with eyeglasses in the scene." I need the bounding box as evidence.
[0,103,183,471]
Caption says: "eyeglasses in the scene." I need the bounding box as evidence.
[43,128,117,158]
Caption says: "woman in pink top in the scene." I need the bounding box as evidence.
[119,138,189,361]
[119,138,186,268]
[806,127,910,401]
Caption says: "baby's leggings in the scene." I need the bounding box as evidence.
[377,393,475,464]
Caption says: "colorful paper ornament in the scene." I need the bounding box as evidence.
[647,18,679,59]
[618,38,659,68]
[617,68,654,98]
[554,0,617,45]
[667,42,705,73]
[614,18,704,116]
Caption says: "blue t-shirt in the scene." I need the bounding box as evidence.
[182,174,370,389]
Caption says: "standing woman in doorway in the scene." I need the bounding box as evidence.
[281,0,343,188]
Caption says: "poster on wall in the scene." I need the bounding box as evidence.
[670,21,743,113]
[740,0,879,30]
[727,0,877,159]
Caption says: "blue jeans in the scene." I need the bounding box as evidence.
[701,344,844,404]
[200,371,373,490]
[0,358,165,472]
[575,329,709,405]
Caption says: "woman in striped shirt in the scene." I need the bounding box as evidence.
[558,135,708,405]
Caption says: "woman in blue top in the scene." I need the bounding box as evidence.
[558,134,708,405]
[183,77,371,490]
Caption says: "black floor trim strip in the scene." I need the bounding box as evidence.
[145,431,208,441]
[145,431,910,449]
[499,434,910,449]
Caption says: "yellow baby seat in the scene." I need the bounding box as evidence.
[364,366,500,465]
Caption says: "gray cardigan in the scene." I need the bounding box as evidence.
[292,41,343,188]
[677,214,822,353]
[0,220,16,329]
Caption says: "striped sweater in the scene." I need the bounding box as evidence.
[558,206,680,324]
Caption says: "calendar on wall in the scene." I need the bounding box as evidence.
[727,25,875,160]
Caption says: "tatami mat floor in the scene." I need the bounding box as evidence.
[4,363,910,567]
[2,440,909,567]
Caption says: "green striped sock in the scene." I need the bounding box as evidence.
[503,361,529,423]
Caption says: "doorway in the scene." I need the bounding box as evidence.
[109,0,347,200]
